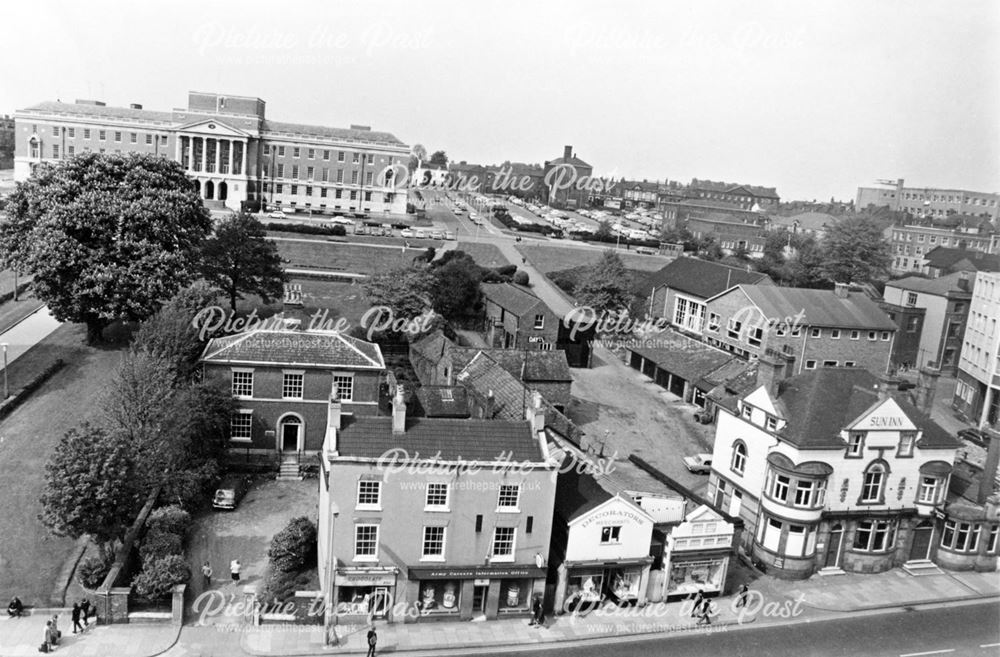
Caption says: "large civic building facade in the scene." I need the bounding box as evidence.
[13,91,410,214]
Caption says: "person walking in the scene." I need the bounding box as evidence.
[50,614,61,643]
[202,561,213,588]
[690,589,704,618]
[533,596,545,627]
[735,583,750,608]
[42,620,53,652]
[230,559,242,583]
[695,598,712,626]
[71,603,83,634]
[366,626,377,657]
[79,599,92,627]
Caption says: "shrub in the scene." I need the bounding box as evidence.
[146,505,191,538]
[267,517,318,573]
[331,224,347,236]
[495,264,517,278]
[139,532,183,565]
[512,271,529,286]
[132,555,190,600]
[258,566,318,604]
[78,553,114,590]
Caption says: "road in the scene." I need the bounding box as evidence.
[476,601,1000,657]
[0,305,61,366]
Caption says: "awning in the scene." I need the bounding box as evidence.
[564,557,653,569]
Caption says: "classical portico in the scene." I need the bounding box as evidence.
[175,119,251,211]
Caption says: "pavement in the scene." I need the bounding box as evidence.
[0,305,62,365]
[1,566,996,657]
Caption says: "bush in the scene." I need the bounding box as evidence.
[267,517,318,573]
[132,555,191,600]
[78,553,114,590]
[258,566,318,604]
[139,532,183,565]
[495,264,517,278]
[512,271,529,286]
[331,224,347,236]
[146,505,191,538]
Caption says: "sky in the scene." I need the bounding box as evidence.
[2,0,997,201]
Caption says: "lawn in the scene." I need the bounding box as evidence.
[274,238,432,275]
[236,279,377,334]
[0,323,128,606]
[515,243,673,274]
[452,242,513,268]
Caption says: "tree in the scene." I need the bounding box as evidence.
[595,221,612,240]
[200,213,285,312]
[821,215,891,284]
[40,425,142,559]
[408,144,428,172]
[782,234,829,289]
[429,252,483,320]
[131,282,221,382]
[0,153,212,342]
[576,250,632,315]
[363,265,435,320]
[429,150,448,168]
[268,517,318,573]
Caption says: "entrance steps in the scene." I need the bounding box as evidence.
[816,567,845,577]
[277,457,302,481]
[902,559,943,576]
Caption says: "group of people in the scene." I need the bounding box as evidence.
[690,583,751,626]
[199,559,242,589]
[39,601,92,653]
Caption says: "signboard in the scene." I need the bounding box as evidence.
[408,565,546,581]
[850,400,916,432]
[474,579,490,587]
[577,506,649,530]
[335,571,397,587]
[933,509,946,520]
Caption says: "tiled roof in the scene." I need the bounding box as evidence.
[628,333,734,382]
[482,350,572,382]
[414,386,470,418]
[546,155,592,168]
[481,283,546,317]
[336,415,543,462]
[886,272,973,297]
[201,329,384,369]
[924,247,1000,273]
[737,285,897,330]
[19,101,174,123]
[642,257,771,300]
[262,120,404,146]
[770,212,836,231]
[770,368,959,449]
[555,459,615,522]
[409,330,450,364]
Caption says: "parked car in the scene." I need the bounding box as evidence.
[400,229,415,238]
[958,428,991,447]
[430,230,444,239]
[268,211,286,219]
[443,230,455,240]
[213,475,252,510]
[683,454,713,474]
[414,229,427,239]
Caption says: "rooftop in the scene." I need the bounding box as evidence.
[924,246,1000,273]
[481,283,547,316]
[886,272,973,297]
[643,257,771,299]
[734,284,897,330]
[201,328,384,369]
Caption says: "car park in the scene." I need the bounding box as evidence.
[683,454,713,474]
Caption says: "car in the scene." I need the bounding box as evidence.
[444,230,455,240]
[430,230,444,239]
[213,475,252,510]
[400,229,415,238]
[683,454,713,474]
[268,211,286,219]
[414,229,427,239]
[958,428,991,447]
[330,216,354,225]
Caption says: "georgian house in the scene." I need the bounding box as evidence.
[200,327,384,462]
[707,361,962,579]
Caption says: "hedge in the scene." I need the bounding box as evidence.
[132,554,190,600]
[0,359,66,421]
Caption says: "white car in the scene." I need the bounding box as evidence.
[683,454,713,474]
[400,229,415,238]
[330,216,354,225]
[267,211,286,219]
[444,230,455,240]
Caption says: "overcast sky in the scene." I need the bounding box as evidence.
[3,0,997,201]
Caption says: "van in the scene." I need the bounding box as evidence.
[213,475,251,510]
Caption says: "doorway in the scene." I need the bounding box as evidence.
[909,521,934,561]
[472,585,488,616]
[279,415,302,452]
[824,524,844,568]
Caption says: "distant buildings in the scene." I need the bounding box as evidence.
[921,246,1000,279]
[686,179,780,212]
[953,272,1000,428]
[768,211,836,239]
[13,91,410,214]
[543,145,592,208]
[856,178,1000,221]
[889,221,998,275]
[0,115,14,169]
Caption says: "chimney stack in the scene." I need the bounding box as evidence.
[834,282,849,299]
[757,352,786,397]
[391,385,407,434]
[977,428,1000,504]
[875,373,897,401]
[328,390,342,431]
[130,103,143,110]
[957,271,971,292]
[529,390,546,433]
[484,390,495,419]
[563,145,573,160]
[914,366,940,414]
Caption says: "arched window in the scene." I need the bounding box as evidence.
[861,462,887,503]
[731,441,748,475]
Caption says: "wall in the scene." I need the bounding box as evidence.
[883,285,948,369]
[564,499,653,562]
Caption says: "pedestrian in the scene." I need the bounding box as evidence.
[42,620,53,652]
[533,596,545,627]
[366,626,377,657]
[79,599,91,627]
[50,614,61,643]
[230,559,242,583]
[736,583,750,608]
[521,256,526,265]
[71,603,83,634]
[7,596,23,618]
[202,561,213,588]
[690,589,704,618]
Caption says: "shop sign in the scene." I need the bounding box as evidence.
[408,565,546,580]
[577,506,648,529]
[336,571,397,587]
[933,509,946,520]
[474,579,490,587]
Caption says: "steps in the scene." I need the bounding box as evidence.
[902,559,943,576]
[816,567,845,576]
[277,457,302,481]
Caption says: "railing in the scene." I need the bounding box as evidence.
[221,164,230,174]
[206,163,216,173]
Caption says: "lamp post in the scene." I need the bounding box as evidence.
[1,343,8,400]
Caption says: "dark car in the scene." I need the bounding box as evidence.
[213,475,252,510]
[958,428,990,447]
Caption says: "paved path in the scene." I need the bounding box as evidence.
[0,305,61,375]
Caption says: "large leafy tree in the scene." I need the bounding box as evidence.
[429,251,483,320]
[200,213,285,312]
[0,153,212,341]
[363,264,435,320]
[576,250,632,315]
[131,282,221,382]
[820,215,891,284]
[429,150,448,168]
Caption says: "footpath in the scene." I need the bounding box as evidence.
[1,567,997,657]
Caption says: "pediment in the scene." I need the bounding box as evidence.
[176,119,250,138]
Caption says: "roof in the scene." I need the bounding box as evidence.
[767,368,959,449]
[627,333,734,383]
[735,285,897,330]
[924,246,1000,273]
[688,179,780,199]
[481,283,546,316]
[546,155,592,169]
[643,257,771,299]
[414,386,470,418]
[886,272,973,297]
[770,212,836,231]
[336,415,543,461]
[201,329,384,369]
[262,120,403,146]
[554,459,615,522]
[482,350,572,382]
[19,100,174,123]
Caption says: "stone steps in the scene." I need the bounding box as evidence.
[902,559,943,576]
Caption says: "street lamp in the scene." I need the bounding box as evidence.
[1,343,8,400]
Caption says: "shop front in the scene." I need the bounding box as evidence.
[406,565,547,623]
[665,554,729,596]
[559,558,652,612]
[333,568,399,621]
[660,504,734,599]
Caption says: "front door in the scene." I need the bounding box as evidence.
[824,525,843,568]
[472,586,488,614]
[281,421,300,452]
[909,522,934,561]
[369,587,391,619]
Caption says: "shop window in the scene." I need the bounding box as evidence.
[600,526,622,544]
[853,519,896,552]
[731,441,747,475]
[498,579,531,613]
[418,580,460,614]
[566,571,603,607]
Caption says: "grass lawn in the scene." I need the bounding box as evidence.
[0,323,127,606]
[267,229,444,249]
[275,239,431,275]
[515,243,672,273]
[452,242,513,268]
[236,279,376,332]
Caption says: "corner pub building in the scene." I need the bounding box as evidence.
[13,91,410,214]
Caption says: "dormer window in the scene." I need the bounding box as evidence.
[765,416,777,432]
[846,431,865,457]
[742,404,752,420]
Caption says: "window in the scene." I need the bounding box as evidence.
[231,370,254,397]
[765,416,777,431]
[364,191,372,202]
[822,360,838,367]
[533,314,544,330]
[354,525,378,559]
[323,149,330,161]
[989,526,998,553]
[731,442,747,475]
[67,146,75,156]
[366,171,374,185]
[850,330,860,340]
[356,480,382,508]
[351,171,359,184]
[307,166,314,179]
[830,329,841,339]
[790,326,801,337]
[868,331,877,341]
[338,151,345,162]
[277,163,285,177]
[337,169,344,183]
[290,185,298,195]
[277,146,285,157]
[292,165,299,179]
[425,483,449,509]
[810,328,822,338]
[853,520,896,551]
[861,463,886,503]
[497,484,520,510]
[353,152,360,163]
[906,292,918,306]
[320,188,327,198]
[52,144,60,158]
[741,404,752,420]
[83,128,90,139]
[769,473,790,502]
[748,326,763,347]
[306,186,312,196]
[941,520,981,552]
[491,527,515,558]
[794,480,816,507]
[706,312,720,332]
[906,317,919,333]
[805,360,817,370]
[322,168,329,182]
[332,375,354,401]
[897,431,915,457]
[293,147,300,158]
[367,153,374,164]
[130,132,137,144]
[276,183,283,193]
[422,526,445,558]
[99,129,106,141]
[847,431,865,457]
[145,134,152,145]
[600,526,622,544]
[881,331,891,341]
[917,476,942,504]
[475,515,483,533]
[282,372,304,399]
[307,148,315,159]
[230,410,253,441]
[727,318,742,340]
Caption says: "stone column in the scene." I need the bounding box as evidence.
[241,141,247,176]
[200,137,206,172]
[214,139,221,174]
[175,135,181,164]
[227,140,234,175]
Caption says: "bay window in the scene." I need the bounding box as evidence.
[941,520,981,552]
[917,476,942,505]
[853,519,896,552]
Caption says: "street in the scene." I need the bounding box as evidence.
[0,305,61,366]
[481,601,1000,657]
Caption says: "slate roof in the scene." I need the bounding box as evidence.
[769,368,959,450]
[887,272,973,297]
[336,415,543,462]
[483,350,572,382]
[555,458,615,522]
[262,120,403,145]
[20,101,174,123]
[924,247,1000,273]
[736,285,897,330]
[627,334,735,383]
[201,329,384,369]
[481,283,546,317]
[414,386,470,418]
[643,257,771,300]
[770,212,836,232]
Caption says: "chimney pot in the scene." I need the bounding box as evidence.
[834,282,849,299]
[392,386,407,434]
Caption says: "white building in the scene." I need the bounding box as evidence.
[953,272,1000,428]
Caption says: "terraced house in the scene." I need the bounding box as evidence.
[14,91,410,214]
